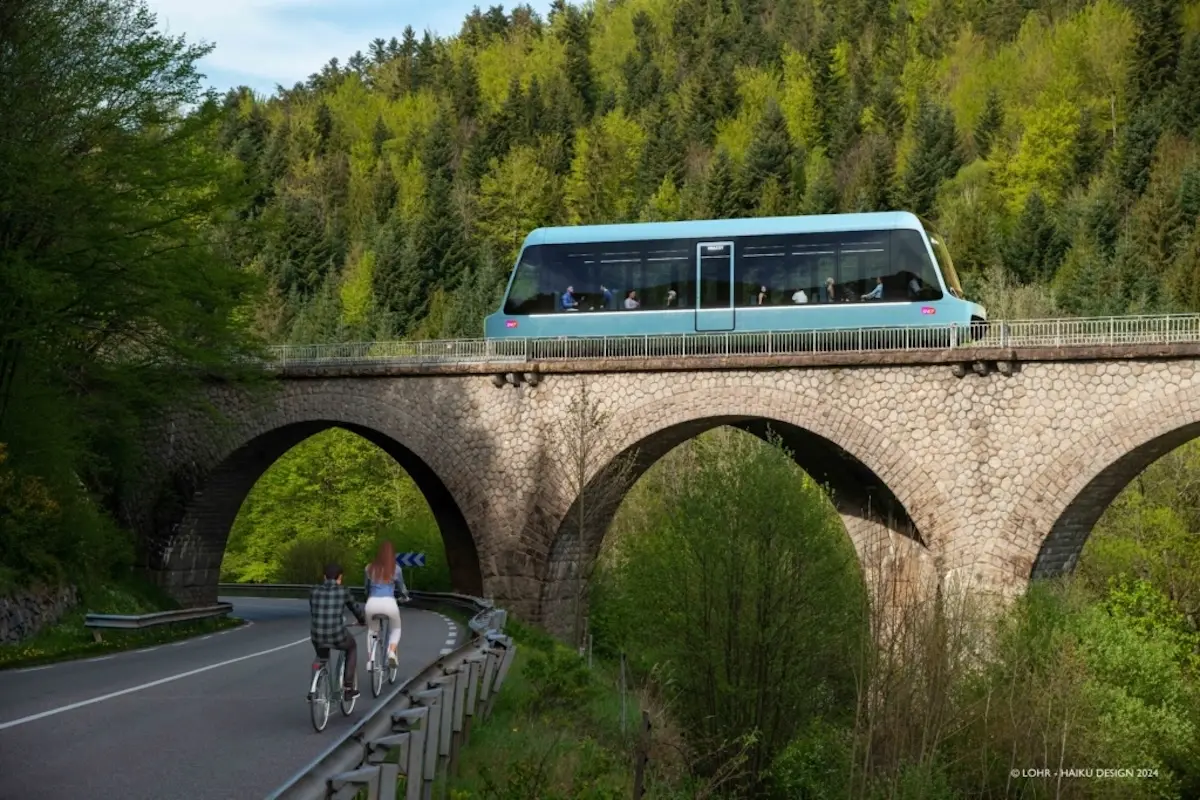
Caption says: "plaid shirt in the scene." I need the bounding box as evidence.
[309,579,365,645]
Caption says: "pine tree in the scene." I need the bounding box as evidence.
[372,116,391,158]
[637,104,684,206]
[740,99,794,211]
[704,150,741,219]
[313,102,334,157]
[1003,192,1067,284]
[1170,35,1200,138]
[452,57,480,121]
[1072,107,1104,184]
[1128,0,1183,102]
[810,24,840,147]
[622,11,662,110]
[1115,101,1165,198]
[371,161,398,224]
[871,77,905,140]
[900,94,963,217]
[415,114,473,296]
[557,3,596,116]
[801,148,839,214]
[974,88,1004,158]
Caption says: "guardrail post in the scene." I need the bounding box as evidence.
[461,655,485,746]
[327,765,382,800]
[477,647,500,718]
[392,707,429,800]
[412,687,444,800]
[445,666,469,776]
[365,733,412,800]
[485,637,516,717]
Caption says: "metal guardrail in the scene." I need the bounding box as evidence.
[84,603,233,640]
[219,584,514,800]
[260,314,1200,368]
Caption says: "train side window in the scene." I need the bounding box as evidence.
[835,232,889,301]
[503,239,695,314]
[891,229,944,301]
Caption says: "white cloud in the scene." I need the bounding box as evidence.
[143,0,495,92]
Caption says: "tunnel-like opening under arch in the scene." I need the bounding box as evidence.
[1031,420,1200,580]
[538,413,932,643]
[141,420,483,606]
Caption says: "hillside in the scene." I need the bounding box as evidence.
[213,0,1200,344]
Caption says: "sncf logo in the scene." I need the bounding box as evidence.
[505,319,518,328]
[920,307,936,315]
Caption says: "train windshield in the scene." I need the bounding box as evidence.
[920,218,964,299]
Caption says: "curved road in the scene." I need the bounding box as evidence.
[0,597,461,800]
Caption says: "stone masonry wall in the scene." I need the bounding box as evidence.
[133,355,1200,638]
[0,584,78,644]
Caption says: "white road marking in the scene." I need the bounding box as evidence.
[0,637,309,731]
[198,636,211,641]
[439,648,452,655]
[15,665,52,674]
[86,656,114,663]
[136,647,159,654]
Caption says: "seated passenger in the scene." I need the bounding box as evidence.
[756,285,768,305]
[791,288,808,304]
[907,275,921,297]
[600,285,614,310]
[561,286,578,311]
[666,288,678,307]
[821,277,836,303]
[861,277,883,301]
[624,290,640,309]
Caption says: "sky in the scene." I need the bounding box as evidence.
[143,0,553,97]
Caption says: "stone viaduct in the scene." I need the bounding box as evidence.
[119,343,1200,641]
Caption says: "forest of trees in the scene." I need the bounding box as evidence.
[4,0,1200,795]
[212,0,1200,343]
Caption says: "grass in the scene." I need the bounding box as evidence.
[403,620,694,800]
[0,578,245,670]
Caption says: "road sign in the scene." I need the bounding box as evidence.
[396,552,426,568]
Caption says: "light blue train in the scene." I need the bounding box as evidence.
[483,211,986,344]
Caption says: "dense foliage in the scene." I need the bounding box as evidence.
[211,0,1200,344]
[0,0,261,591]
[220,428,451,589]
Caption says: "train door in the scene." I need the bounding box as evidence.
[695,241,734,332]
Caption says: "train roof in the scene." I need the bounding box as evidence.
[523,211,926,247]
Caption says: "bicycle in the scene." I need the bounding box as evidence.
[307,628,362,732]
[366,612,400,697]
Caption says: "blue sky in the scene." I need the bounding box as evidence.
[143,0,554,97]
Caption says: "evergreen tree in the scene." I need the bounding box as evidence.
[1072,107,1104,184]
[452,57,480,121]
[1128,0,1183,102]
[372,116,391,158]
[637,104,684,205]
[740,100,794,211]
[1115,101,1165,198]
[704,149,741,219]
[810,24,840,147]
[1003,192,1067,284]
[371,161,398,224]
[801,149,839,214]
[313,102,334,157]
[871,77,905,140]
[415,114,473,296]
[1170,35,1200,138]
[622,11,662,110]
[974,88,1004,158]
[900,95,963,216]
[557,3,596,116]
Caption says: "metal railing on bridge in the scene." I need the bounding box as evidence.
[263,314,1200,369]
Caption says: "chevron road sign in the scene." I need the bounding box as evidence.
[396,552,426,568]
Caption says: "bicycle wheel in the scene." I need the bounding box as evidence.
[386,617,399,685]
[337,651,356,715]
[370,622,384,697]
[310,665,331,732]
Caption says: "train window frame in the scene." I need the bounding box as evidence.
[501,239,696,315]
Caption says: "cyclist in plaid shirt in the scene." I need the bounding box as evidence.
[310,562,366,698]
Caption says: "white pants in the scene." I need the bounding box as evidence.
[365,596,402,652]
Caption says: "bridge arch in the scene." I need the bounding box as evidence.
[1009,384,1200,582]
[131,386,487,605]
[536,383,959,641]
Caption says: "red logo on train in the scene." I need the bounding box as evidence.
[920,307,936,315]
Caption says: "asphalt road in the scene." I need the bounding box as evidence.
[0,597,462,800]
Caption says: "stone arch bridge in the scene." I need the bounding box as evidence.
[120,341,1200,640]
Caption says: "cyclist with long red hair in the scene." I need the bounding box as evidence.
[364,540,409,669]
